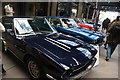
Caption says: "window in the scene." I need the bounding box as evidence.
[57,2,79,18]
[14,18,34,35]
[50,18,62,27]
[14,18,54,36]
[61,19,78,28]
[29,19,53,33]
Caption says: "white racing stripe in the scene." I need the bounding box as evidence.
[45,39,70,52]
[46,37,71,49]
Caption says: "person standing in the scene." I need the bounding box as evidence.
[105,16,120,61]
[0,22,6,75]
[4,3,15,16]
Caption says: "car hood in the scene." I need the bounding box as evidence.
[22,33,97,67]
[67,27,105,40]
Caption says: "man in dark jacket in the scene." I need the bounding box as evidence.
[105,16,120,61]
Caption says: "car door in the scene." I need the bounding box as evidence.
[11,18,28,60]
[3,17,27,61]
[2,17,16,52]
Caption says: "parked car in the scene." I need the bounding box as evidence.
[75,18,101,31]
[74,18,94,30]
[2,17,97,80]
[46,16,105,45]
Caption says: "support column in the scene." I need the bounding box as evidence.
[94,2,100,31]
[47,2,51,16]
[0,1,2,17]
[86,5,91,19]
[77,2,83,18]
[119,45,120,79]
[51,2,57,16]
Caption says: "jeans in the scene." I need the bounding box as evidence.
[106,42,117,59]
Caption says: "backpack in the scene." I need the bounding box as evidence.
[112,25,120,38]
[108,25,120,43]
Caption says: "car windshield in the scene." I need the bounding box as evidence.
[14,18,54,35]
[61,19,79,28]
[77,18,88,24]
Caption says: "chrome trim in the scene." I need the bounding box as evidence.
[46,74,56,80]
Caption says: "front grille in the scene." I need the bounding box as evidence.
[63,58,96,78]
[70,60,93,77]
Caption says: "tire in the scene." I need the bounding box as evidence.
[26,57,45,80]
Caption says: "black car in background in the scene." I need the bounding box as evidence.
[2,17,97,80]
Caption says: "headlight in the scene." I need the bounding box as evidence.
[60,63,70,70]
[86,53,93,59]
[77,47,93,59]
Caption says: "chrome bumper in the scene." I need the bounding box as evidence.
[46,58,96,80]
[68,58,96,80]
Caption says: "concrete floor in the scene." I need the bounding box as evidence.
[1,44,120,80]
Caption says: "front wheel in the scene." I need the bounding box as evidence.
[26,57,45,79]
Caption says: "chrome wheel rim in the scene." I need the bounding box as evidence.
[28,60,40,78]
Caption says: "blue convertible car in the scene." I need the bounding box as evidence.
[47,16,105,45]
[2,17,97,80]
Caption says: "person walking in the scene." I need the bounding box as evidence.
[0,22,6,75]
[105,16,120,61]
[4,3,15,16]
[102,18,111,49]
[102,18,111,32]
